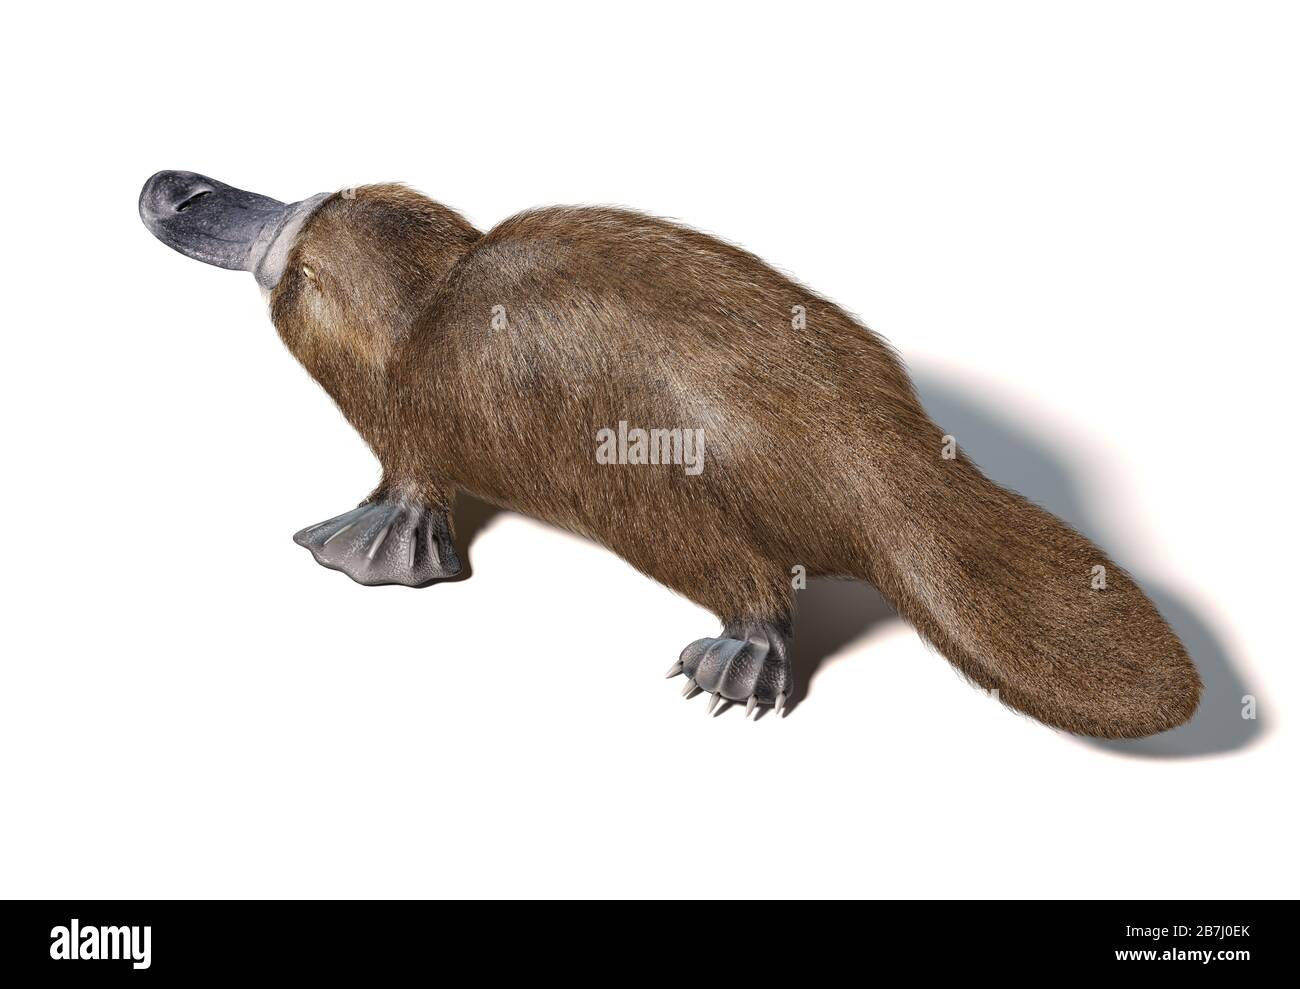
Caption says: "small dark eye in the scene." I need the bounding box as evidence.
[301,264,317,282]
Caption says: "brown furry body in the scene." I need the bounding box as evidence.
[271,185,1201,737]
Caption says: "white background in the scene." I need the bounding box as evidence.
[1,2,1295,899]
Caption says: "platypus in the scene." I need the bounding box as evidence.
[137,170,1202,735]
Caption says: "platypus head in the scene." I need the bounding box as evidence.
[139,170,479,431]
[138,170,330,291]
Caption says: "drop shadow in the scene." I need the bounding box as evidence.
[912,369,1262,759]
[447,492,508,581]
[453,491,904,713]
[787,579,899,713]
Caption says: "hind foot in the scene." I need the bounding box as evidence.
[668,620,792,718]
[292,497,460,587]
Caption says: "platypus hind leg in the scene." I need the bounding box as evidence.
[292,496,461,587]
[671,619,792,717]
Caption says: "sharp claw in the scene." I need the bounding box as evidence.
[682,678,699,698]
[707,692,724,715]
[745,696,757,719]
[665,660,684,679]
[774,691,787,717]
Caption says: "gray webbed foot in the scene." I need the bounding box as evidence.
[292,498,460,587]
[671,620,792,717]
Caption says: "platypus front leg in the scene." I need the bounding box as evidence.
[292,487,461,587]
[670,618,792,717]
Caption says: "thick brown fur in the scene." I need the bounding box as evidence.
[270,185,1202,738]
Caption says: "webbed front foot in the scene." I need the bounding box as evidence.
[669,619,792,718]
[293,497,460,587]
